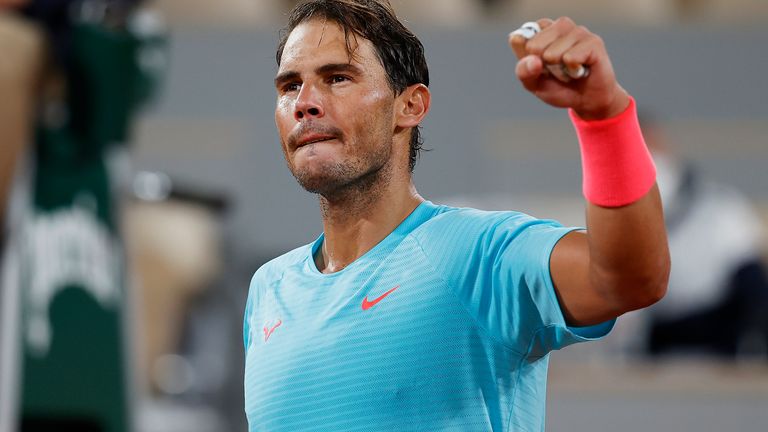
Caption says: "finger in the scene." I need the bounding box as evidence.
[564,64,589,80]
[510,21,541,40]
[509,20,545,60]
[527,17,574,57]
[536,18,555,31]
[562,36,603,70]
[540,25,588,67]
[508,32,528,60]
[515,55,545,91]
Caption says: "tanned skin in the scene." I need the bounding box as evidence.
[274,17,669,327]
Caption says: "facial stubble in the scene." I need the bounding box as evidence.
[283,109,395,206]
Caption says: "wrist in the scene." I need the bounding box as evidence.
[569,96,656,207]
[573,87,630,121]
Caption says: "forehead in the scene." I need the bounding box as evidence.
[278,19,382,74]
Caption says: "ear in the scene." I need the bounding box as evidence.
[394,84,431,129]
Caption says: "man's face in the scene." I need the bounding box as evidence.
[274,19,397,195]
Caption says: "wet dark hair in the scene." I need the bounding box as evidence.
[276,0,430,171]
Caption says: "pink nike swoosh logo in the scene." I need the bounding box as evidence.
[362,285,400,311]
[263,319,282,342]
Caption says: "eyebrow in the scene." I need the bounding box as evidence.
[274,63,363,87]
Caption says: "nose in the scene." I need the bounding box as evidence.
[294,84,324,121]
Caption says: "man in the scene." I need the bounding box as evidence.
[244,1,669,430]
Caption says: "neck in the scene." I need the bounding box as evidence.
[315,172,422,274]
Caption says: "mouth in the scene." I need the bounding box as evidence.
[296,134,337,148]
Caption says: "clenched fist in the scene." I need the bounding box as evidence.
[509,17,630,120]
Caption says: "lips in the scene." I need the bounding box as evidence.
[296,134,337,148]
[288,123,344,151]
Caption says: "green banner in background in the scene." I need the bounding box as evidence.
[7,6,167,431]
[19,125,127,432]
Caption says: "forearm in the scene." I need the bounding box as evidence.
[511,17,670,325]
[585,185,669,312]
[551,96,669,326]
[574,94,670,316]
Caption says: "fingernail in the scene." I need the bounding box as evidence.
[526,56,536,73]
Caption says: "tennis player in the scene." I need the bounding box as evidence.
[244,1,670,430]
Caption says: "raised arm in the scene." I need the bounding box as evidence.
[509,17,670,327]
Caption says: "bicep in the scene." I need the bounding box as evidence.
[550,230,624,327]
[552,186,670,327]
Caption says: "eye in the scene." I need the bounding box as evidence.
[282,82,301,93]
[329,75,351,84]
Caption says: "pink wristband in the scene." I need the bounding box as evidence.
[569,96,656,207]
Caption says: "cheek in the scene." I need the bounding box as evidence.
[276,95,293,115]
[275,101,295,135]
[356,91,395,132]
[359,88,392,110]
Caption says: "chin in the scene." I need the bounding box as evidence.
[295,174,337,194]
[290,164,354,195]
[285,143,391,197]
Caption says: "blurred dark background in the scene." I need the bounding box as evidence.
[2,1,768,431]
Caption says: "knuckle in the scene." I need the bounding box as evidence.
[526,41,543,56]
[542,49,559,64]
[556,16,574,27]
[593,34,605,47]
[562,51,578,65]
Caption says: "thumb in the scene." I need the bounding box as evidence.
[516,55,544,91]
